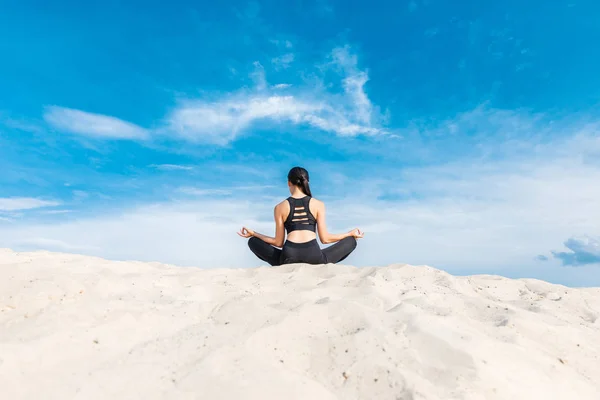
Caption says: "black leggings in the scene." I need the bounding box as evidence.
[248,237,357,266]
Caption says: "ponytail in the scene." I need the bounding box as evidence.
[299,176,312,197]
[287,166,313,197]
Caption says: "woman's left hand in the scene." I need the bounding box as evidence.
[237,227,255,238]
[348,228,364,239]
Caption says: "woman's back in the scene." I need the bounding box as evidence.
[282,195,320,244]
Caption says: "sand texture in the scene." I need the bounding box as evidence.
[1,248,599,399]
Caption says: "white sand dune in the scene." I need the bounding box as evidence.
[1,248,599,400]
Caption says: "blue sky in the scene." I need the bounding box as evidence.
[1,0,600,286]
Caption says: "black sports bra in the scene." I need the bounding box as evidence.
[284,196,317,233]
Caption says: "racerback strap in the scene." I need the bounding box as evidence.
[285,196,316,233]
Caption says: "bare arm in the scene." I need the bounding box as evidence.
[315,201,363,244]
[238,203,286,247]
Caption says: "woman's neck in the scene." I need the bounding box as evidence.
[290,188,306,198]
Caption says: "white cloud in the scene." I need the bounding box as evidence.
[3,152,599,285]
[2,114,599,284]
[0,197,60,212]
[272,53,295,70]
[249,61,268,91]
[178,185,276,197]
[0,115,44,133]
[272,84,292,89]
[179,187,233,197]
[165,46,386,144]
[39,47,385,146]
[44,106,149,140]
[72,190,89,200]
[166,94,383,144]
[330,46,375,125]
[0,201,262,267]
[15,237,99,252]
[5,107,597,286]
[150,164,194,171]
[167,95,318,143]
[42,210,74,215]
[361,159,600,267]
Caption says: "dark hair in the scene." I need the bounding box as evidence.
[287,166,312,197]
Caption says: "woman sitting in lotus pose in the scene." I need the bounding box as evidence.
[238,166,363,266]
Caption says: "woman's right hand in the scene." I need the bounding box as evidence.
[348,228,364,239]
[237,227,255,238]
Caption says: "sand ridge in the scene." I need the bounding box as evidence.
[1,248,599,399]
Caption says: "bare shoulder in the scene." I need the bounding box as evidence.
[309,197,324,215]
[310,197,324,207]
[275,199,290,213]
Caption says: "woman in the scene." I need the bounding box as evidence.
[238,166,364,266]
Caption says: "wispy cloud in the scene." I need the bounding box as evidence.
[272,53,295,70]
[150,164,194,171]
[15,237,99,252]
[6,104,599,280]
[330,46,376,126]
[0,197,60,212]
[4,107,600,284]
[165,46,387,144]
[42,209,74,215]
[38,47,385,146]
[178,185,275,197]
[552,236,600,266]
[269,39,293,49]
[249,61,268,91]
[44,106,149,140]
[0,114,44,133]
[0,200,262,267]
[178,187,233,197]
